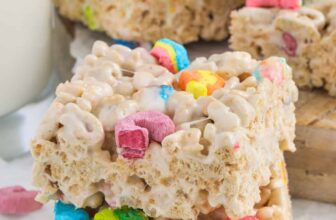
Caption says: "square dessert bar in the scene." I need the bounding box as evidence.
[53,0,244,43]
[31,40,298,219]
[230,0,336,96]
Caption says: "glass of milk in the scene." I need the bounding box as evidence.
[0,0,52,116]
[0,0,53,160]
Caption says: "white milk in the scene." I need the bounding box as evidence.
[0,0,52,116]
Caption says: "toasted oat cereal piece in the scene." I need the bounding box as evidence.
[230,1,336,96]
[53,0,244,43]
[31,41,297,219]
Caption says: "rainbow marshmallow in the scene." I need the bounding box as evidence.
[150,38,190,74]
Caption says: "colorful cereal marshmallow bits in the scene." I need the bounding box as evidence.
[178,70,225,99]
[30,39,298,220]
[0,186,43,215]
[150,38,190,74]
[115,111,175,159]
[246,0,303,10]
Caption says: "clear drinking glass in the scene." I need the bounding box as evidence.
[0,0,53,159]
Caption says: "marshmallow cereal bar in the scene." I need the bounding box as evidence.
[229,0,336,96]
[31,40,298,220]
[53,0,244,43]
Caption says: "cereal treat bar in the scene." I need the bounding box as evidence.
[229,1,336,96]
[31,40,298,220]
[53,0,244,43]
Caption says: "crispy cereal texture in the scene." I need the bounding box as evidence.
[31,42,297,220]
[53,0,244,43]
[230,1,336,96]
